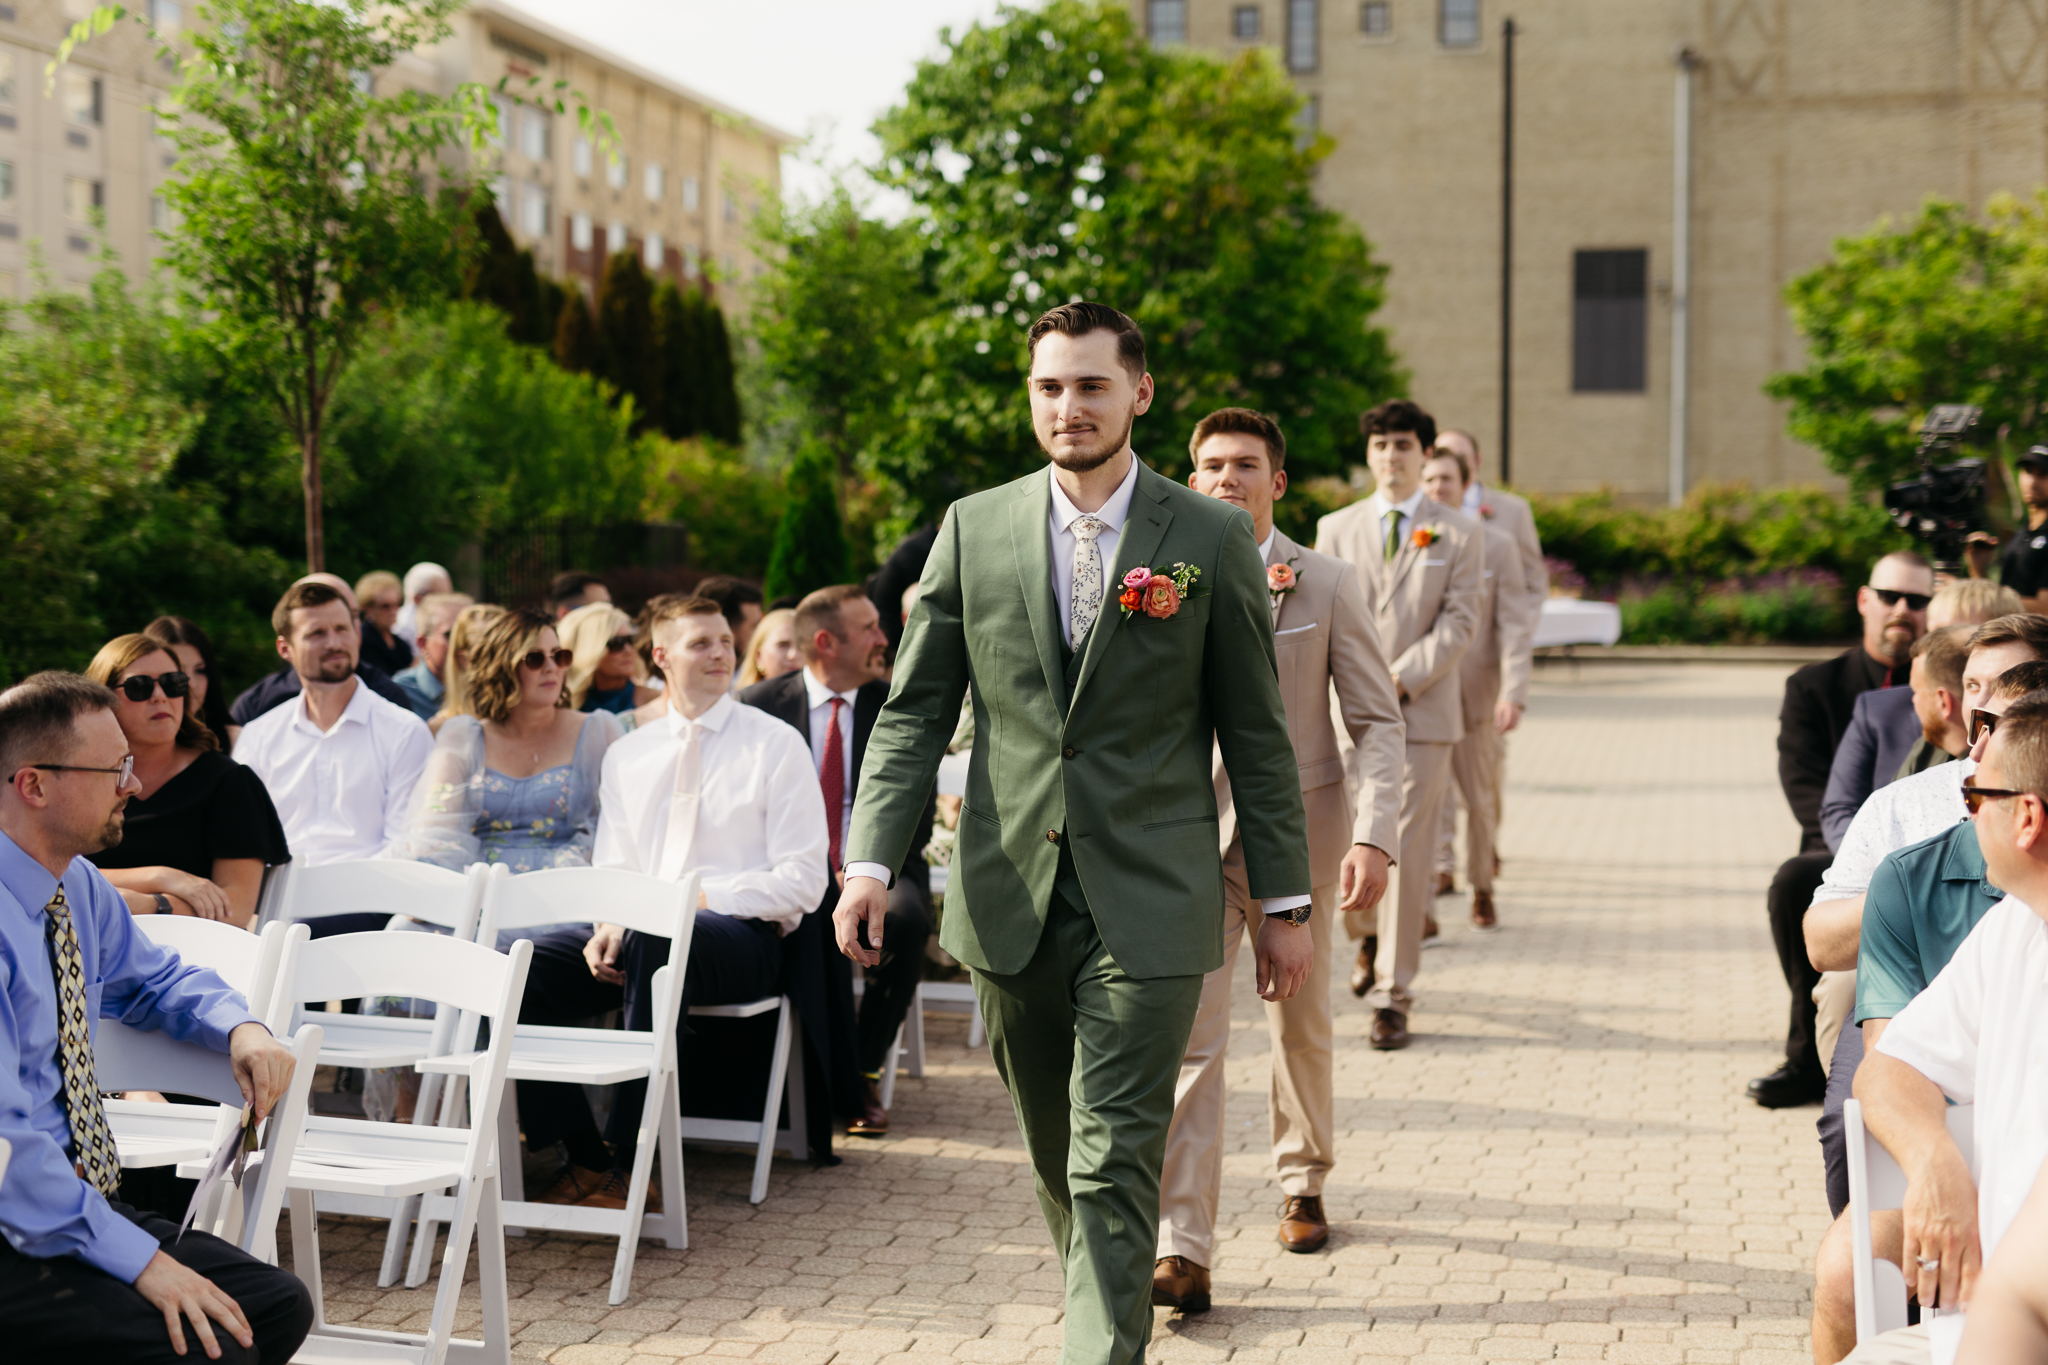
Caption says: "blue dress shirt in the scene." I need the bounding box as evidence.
[0,830,258,1281]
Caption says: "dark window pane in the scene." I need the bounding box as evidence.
[1573,249,1648,393]
[1148,0,1187,44]
[1440,0,1479,46]
[1361,1,1391,34]
[1234,5,1261,38]
[1288,0,1319,70]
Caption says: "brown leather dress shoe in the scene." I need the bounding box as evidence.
[1151,1255,1211,1313]
[532,1164,609,1206]
[1470,890,1499,932]
[1421,913,1443,948]
[1434,871,1455,897]
[1369,1007,1410,1051]
[577,1168,660,1212]
[846,1076,890,1137]
[1348,935,1377,997]
[1277,1195,1329,1253]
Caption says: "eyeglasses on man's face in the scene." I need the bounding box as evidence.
[1962,774,2033,815]
[1970,709,2003,746]
[1871,587,1932,612]
[18,755,138,788]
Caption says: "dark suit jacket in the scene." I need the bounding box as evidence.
[866,524,939,658]
[1779,646,1894,854]
[1819,686,1921,853]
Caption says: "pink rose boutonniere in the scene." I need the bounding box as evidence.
[1479,503,1496,520]
[1267,559,1300,599]
[1119,562,1203,620]
[1410,525,1442,550]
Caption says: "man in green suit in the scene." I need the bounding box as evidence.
[835,302,1313,1364]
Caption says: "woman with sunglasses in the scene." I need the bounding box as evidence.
[83,634,290,927]
[142,615,235,751]
[559,602,658,718]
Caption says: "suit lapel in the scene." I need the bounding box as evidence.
[1071,464,1171,715]
[1010,476,1068,711]
[1269,529,1298,632]
[1387,502,1433,592]
[849,680,883,805]
[771,671,809,739]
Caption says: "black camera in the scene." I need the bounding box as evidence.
[1882,404,1989,569]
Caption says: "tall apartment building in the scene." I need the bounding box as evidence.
[0,0,789,305]
[1133,0,2048,499]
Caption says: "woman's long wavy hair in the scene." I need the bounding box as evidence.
[464,608,568,725]
[84,634,219,752]
[142,615,233,750]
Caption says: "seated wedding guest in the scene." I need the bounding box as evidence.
[0,670,312,1364]
[143,616,235,753]
[235,581,434,936]
[695,575,765,661]
[393,591,473,722]
[1957,1161,2048,1363]
[1840,695,2048,1365]
[560,603,656,718]
[744,584,934,1136]
[430,602,508,736]
[353,570,414,678]
[393,561,452,654]
[83,635,289,929]
[735,607,801,689]
[513,595,827,1208]
[548,570,610,620]
[226,573,414,743]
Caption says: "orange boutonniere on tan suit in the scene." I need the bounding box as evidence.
[1409,525,1442,550]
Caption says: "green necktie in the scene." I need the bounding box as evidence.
[44,885,121,1196]
[1383,509,1404,563]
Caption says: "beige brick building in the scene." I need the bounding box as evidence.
[1135,0,2048,500]
[0,0,788,305]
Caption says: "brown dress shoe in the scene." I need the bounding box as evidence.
[1349,935,1377,997]
[1277,1195,1329,1253]
[846,1076,890,1137]
[1151,1255,1211,1313]
[576,1168,660,1212]
[1369,1007,1410,1051]
[532,1164,609,1206]
[1470,890,1499,932]
[1433,871,1455,897]
[1421,913,1443,948]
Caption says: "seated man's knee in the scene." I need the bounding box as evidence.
[886,884,933,941]
[1816,1212,1857,1309]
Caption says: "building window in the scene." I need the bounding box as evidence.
[0,160,12,203]
[1573,249,1648,393]
[644,162,664,202]
[148,0,180,33]
[607,219,628,253]
[64,71,102,126]
[518,107,549,161]
[65,176,102,223]
[0,51,14,104]
[519,182,548,238]
[684,243,699,278]
[1439,0,1480,46]
[723,191,739,223]
[607,154,627,191]
[1360,1,1391,35]
[570,211,592,251]
[1233,6,1260,38]
[682,175,699,214]
[1287,0,1319,71]
[572,136,591,179]
[1147,0,1186,45]
[150,194,175,230]
[644,231,664,272]
[1296,95,1320,149]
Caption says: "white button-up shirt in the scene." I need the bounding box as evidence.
[1811,761,1970,906]
[1048,456,1140,649]
[233,678,435,866]
[593,693,828,932]
[1876,894,2048,1262]
[802,665,859,855]
[1365,487,1428,555]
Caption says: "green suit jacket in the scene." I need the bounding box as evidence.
[847,460,1311,979]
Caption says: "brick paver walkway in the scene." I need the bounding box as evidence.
[294,661,1829,1362]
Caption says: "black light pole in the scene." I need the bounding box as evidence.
[1499,15,1516,484]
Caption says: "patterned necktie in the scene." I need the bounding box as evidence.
[1383,508,1404,563]
[44,885,121,1197]
[1070,515,1109,646]
[820,696,847,872]
[656,720,703,883]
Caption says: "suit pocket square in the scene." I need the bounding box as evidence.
[1274,622,1319,637]
[1424,558,1448,567]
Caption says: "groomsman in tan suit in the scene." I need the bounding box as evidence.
[1423,447,1536,932]
[1316,400,1482,1050]
[1152,408,1405,1315]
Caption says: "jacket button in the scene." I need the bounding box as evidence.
[1046,829,1060,844]
[1062,746,1076,759]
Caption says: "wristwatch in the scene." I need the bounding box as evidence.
[152,892,172,915]
[1271,903,1312,927]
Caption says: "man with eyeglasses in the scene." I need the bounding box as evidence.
[1753,551,1935,1110]
[393,592,475,722]
[0,670,313,1363]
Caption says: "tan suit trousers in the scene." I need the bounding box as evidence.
[1346,740,1452,1012]
[1815,969,1856,1079]
[1156,837,1336,1267]
[1436,722,1504,894]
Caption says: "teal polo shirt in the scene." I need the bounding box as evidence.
[1855,822,2003,1024]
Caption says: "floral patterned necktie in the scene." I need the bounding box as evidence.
[44,884,121,1196]
[1070,515,1109,646]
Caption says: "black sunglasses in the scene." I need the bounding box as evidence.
[521,648,576,670]
[1962,774,2032,815]
[1970,710,2002,745]
[1871,588,1932,611]
[605,635,635,653]
[117,671,190,702]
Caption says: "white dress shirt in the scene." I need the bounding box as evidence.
[802,666,859,856]
[1366,487,1429,555]
[1048,456,1141,649]
[1461,481,1485,517]
[1810,761,1969,906]
[593,693,828,933]
[1876,894,2048,1264]
[234,678,435,866]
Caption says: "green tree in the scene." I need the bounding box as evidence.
[701,302,742,445]
[596,251,660,432]
[554,290,602,375]
[764,444,855,601]
[651,280,702,439]
[1766,194,2048,494]
[646,439,784,579]
[465,194,568,348]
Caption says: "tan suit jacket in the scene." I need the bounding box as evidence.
[1214,530,1405,882]
[1316,495,1482,745]
[1459,521,1540,726]
[1473,485,1547,644]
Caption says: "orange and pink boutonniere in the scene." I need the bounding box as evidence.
[1410,525,1442,550]
[1479,503,1496,520]
[1120,563,1203,620]
[1267,559,1300,599]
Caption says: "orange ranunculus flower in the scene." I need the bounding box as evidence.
[1410,525,1438,549]
[1142,578,1181,619]
[1119,586,1144,612]
[1266,562,1296,592]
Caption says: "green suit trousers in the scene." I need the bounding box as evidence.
[973,874,1205,1365]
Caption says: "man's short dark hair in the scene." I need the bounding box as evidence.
[1991,661,2048,704]
[1970,613,2048,661]
[1359,399,1438,451]
[1912,624,1970,697]
[645,595,726,635]
[794,585,870,663]
[272,581,348,638]
[0,671,118,784]
[694,575,765,628]
[548,571,606,612]
[1189,408,1286,472]
[1987,694,2048,797]
[1027,302,1146,381]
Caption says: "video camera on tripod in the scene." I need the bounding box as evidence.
[1882,404,1991,571]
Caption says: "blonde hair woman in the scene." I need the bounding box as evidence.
[559,601,657,715]
[736,607,803,688]
[432,601,507,734]
[354,568,414,676]
[84,633,289,927]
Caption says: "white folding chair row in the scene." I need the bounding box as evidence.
[1843,1097,1977,1343]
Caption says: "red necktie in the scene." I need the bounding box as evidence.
[821,696,846,871]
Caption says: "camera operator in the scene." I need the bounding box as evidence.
[1993,448,2048,613]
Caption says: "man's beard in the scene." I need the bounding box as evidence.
[1880,624,1915,669]
[91,809,125,855]
[311,651,355,684]
[1920,707,1947,748]
[1041,405,1137,473]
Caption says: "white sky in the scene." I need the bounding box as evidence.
[504,0,1015,208]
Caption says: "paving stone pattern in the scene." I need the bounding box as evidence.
[286,662,1831,1362]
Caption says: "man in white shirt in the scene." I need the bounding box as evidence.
[1845,694,2048,1365]
[234,580,433,935]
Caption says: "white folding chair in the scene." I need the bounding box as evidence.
[1843,1097,1977,1342]
[680,991,806,1206]
[408,864,696,1304]
[277,929,532,1365]
[101,1020,323,1262]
